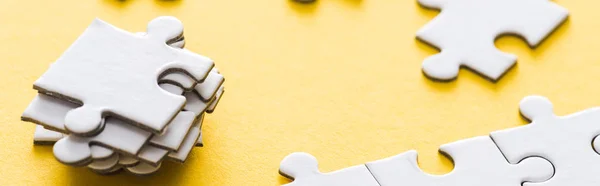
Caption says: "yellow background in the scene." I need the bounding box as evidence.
[0,0,594,185]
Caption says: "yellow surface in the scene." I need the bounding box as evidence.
[0,0,596,185]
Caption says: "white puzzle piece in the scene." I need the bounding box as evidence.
[195,115,205,147]
[90,146,114,160]
[87,153,120,171]
[491,95,600,186]
[279,152,380,186]
[53,117,152,165]
[126,162,162,175]
[23,94,78,133]
[137,145,169,166]
[168,124,201,163]
[117,154,139,167]
[149,111,196,151]
[33,16,214,135]
[32,127,113,160]
[207,85,225,113]
[366,136,554,186]
[33,125,64,145]
[26,83,192,163]
[417,0,568,81]
[194,70,224,101]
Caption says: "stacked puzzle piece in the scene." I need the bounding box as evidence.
[21,16,225,175]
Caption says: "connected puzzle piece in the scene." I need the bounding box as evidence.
[34,16,214,135]
[53,117,152,165]
[279,152,380,186]
[491,95,600,186]
[417,0,568,81]
[366,136,554,186]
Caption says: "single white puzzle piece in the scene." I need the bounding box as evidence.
[33,125,64,145]
[33,16,214,135]
[366,136,554,186]
[279,152,380,186]
[417,0,568,81]
[491,95,600,186]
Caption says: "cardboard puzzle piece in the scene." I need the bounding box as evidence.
[417,0,568,81]
[279,152,380,186]
[117,154,139,167]
[126,162,162,175]
[207,85,225,113]
[23,94,78,133]
[26,83,209,166]
[149,111,196,151]
[53,117,152,165]
[137,144,169,166]
[168,119,202,163]
[33,16,214,135]
[366,136,554,186]
[87,153,120,172]
[33,125,64,145]
[491,95,600,186]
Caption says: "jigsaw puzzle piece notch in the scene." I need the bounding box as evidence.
[366,136,553,186]
[146,16,215,85]
[279,152,380,186]
[491,95,600,186]
[420,42,517,81]
[438,136,554,184]
[500,1,568,47]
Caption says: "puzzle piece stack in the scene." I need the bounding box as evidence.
[21,16,225,175]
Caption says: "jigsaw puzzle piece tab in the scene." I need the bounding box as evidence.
[279,152,380,186]
[53,117,152,165]
[491,95,600,186]
[34,16,213,135]
[87,153,120,171]
[117,154,139,167]
[126,162,162,175]
[366,136,553,186]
